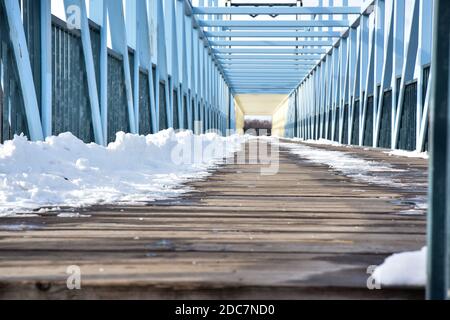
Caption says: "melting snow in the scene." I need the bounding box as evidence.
[278,139,428,288]
[278,141,407,187]
[386,149,429,160]
[373,247,427,287]
[0,129,244,216]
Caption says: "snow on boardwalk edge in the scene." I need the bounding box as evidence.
[0,129,245,217]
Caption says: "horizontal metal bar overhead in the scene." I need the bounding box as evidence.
[214,48,326,54]
[229,79,301,82]
[229,81,295,89]
[230,87,297,90]
[225,68,310,73]
[226,74,313,78]
[193,6,361,15]
[221,62,316,66]
[228,76,303,79]
[193,1,368,95]
[229,82,300,85]
[198,20,350,28]
[224,66,311,70]
[217,55,322,61]
[210,40,334,47]
[205,31,342,38]
[234,90,291,94]
[226,74,308,78]
[230,78,298,83]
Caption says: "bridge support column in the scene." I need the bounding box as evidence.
[427,0,450,301]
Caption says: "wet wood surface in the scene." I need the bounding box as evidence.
[0,140,428,299]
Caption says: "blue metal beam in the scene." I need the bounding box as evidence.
[393,0,420,149]
[226,70,309,74]
[199,20,350,28]
[224,66,312,70]
[230,84,300,87]
[107,0,137,134]
[210,40,334,47]
[227,75,307,79]
[218,55,322,61]
[230,82,299,85]
[221,61,316,66]
[40,0,52,138]
[64,0,104,144]
[193,6,361,15]
[205,31,341,38]
[234,90,291,94]
[214,48,326,54]
[89,0,108,142]
[231,87,297,90]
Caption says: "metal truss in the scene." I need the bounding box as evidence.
[1,0,235,143]
[193,0,359,95]
[284,0,433,154]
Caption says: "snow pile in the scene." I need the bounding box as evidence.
[277,139,429,288]
[386,149,429,160]
[278,142,406,187]
[284,137,430,159]
[304,139,342,147]
[0,129,244,216]
[282,137,341,146]
[373,247,427,287]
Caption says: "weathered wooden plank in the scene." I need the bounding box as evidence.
[0,141,427,299]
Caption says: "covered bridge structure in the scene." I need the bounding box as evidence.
[0,0,449,300]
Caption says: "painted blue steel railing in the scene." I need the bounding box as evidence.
[283,0,433,154]
[0,0,234,144]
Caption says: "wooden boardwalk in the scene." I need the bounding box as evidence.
[0,140,428,299]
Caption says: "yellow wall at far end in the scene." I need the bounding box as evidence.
[234,101,245,134]
[234,94,288,135]
[272,97,289,138]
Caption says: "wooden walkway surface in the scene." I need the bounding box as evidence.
[0,140,428,299]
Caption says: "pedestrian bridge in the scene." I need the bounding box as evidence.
[0,0,449,300]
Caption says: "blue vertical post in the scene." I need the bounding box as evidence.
[416,0,434,152]
[374,0,394,147]
[40,0,52,138]
[156,0,170,129]
[361,18,375,146]
[4,0,44,141]
[148,0,157,132]
[165,0,174,129]
[126,0,140,133]
[171,0,181,129]
[393,0,419,149]
[90,0,108,143]
[391,0,405,148]
[64,0,104,145]
[427,0,450,301]
[176,0,185,129]
[108,0,137,134]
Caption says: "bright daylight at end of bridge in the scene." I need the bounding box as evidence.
[0,0,449,308]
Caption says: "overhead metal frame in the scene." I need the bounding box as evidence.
[194,0,362,94]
